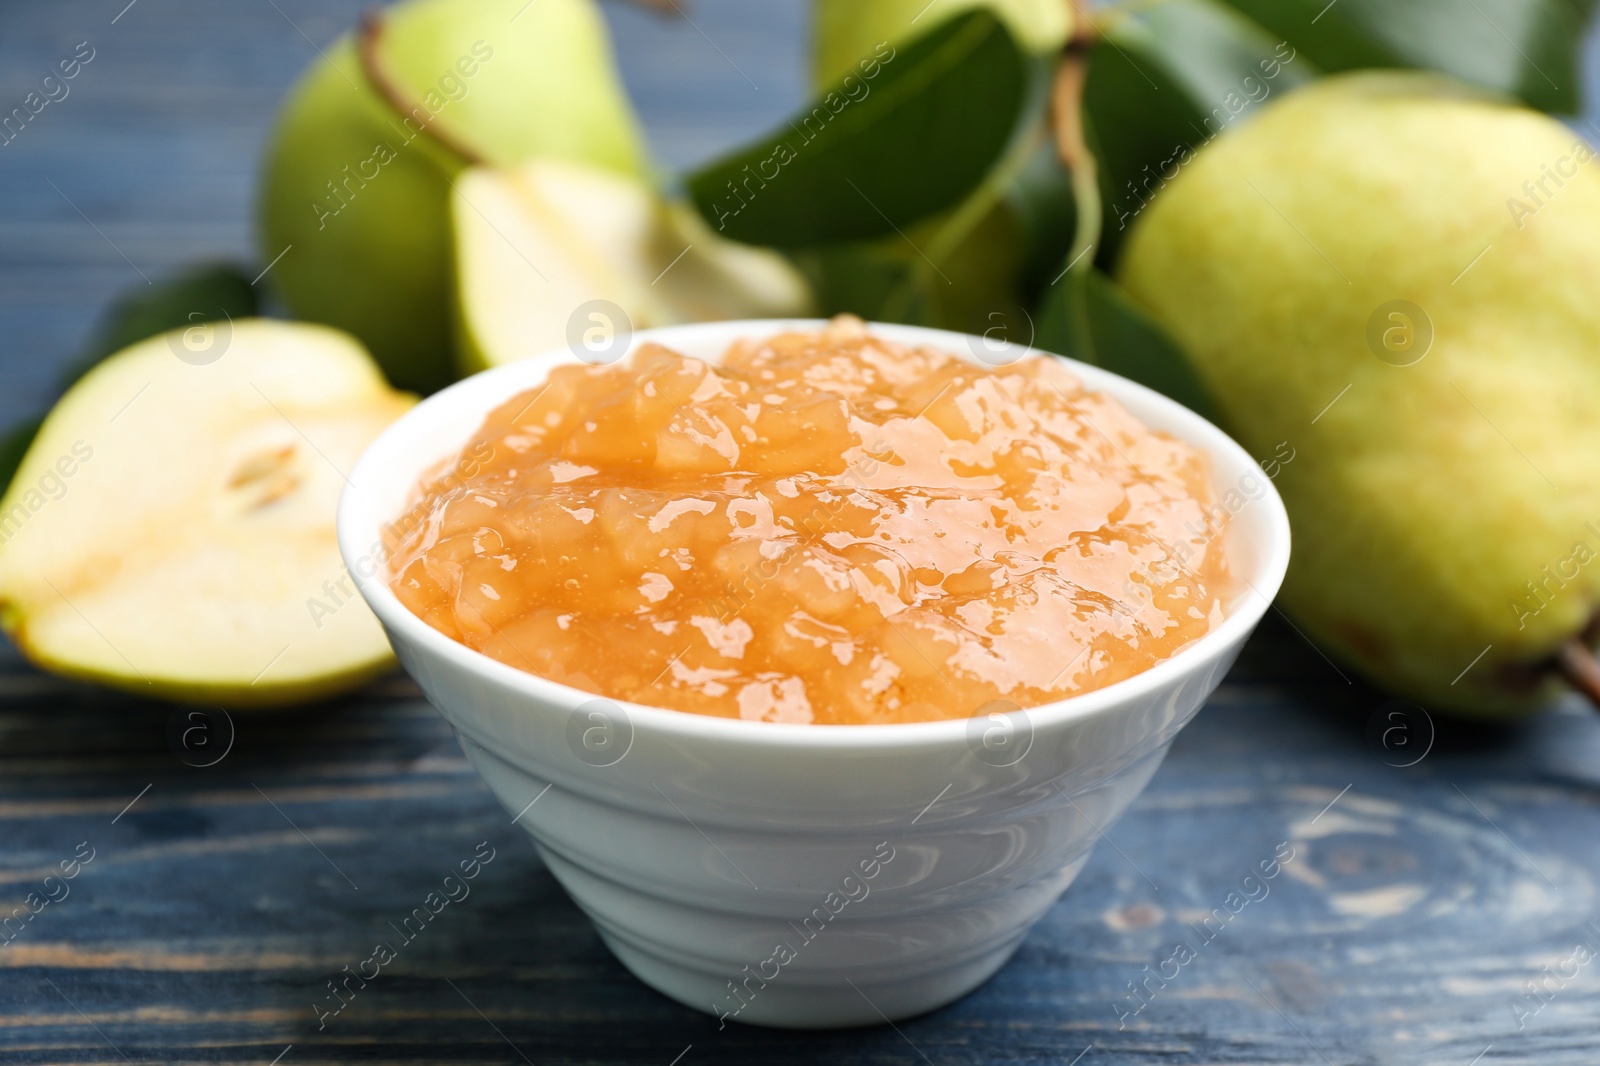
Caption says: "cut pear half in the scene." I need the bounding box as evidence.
[453,158,814,373]
[0,320,414,707]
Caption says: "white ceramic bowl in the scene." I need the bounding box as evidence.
[339,320,1291,1029]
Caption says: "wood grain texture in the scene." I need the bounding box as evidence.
[8,623,1600,1065]
[5,2,1600,1063]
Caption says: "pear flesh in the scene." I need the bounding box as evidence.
[454,158,814,373]
[1118,72,1600,715]
[0,321,413,706]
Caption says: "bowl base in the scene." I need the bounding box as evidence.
[596,924,1027,1029]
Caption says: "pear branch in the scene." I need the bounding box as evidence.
[1557,638,1600,711]
[358,9,488,167]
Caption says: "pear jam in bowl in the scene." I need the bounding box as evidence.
[345,317,1289,1027]
[384,317,1233,724]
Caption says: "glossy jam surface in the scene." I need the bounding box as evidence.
[387,320,1232,724]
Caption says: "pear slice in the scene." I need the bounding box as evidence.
[453,157,814,373]
[0,320,413,706]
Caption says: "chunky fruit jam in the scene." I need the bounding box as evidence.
[387,318,1231,724]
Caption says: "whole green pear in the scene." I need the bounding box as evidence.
[1118,72,1600,716]
[812,0,1070,87]
[259,0,647,393]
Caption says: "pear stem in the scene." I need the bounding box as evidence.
[357,8,488,167]
[1557,638,1600,710]
[1050,25,1097,175]
[620,0,687,15]
[1050,25,1103,302]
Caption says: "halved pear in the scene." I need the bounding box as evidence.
[259,0,651,392]
[453,158,814,373]
[0,320,413,707]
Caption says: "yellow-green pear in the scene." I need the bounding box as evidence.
[0,321,413,706]
[1118,71,1600,716]
[454,158,813,374]
[259,0,647,393]
[812,0,1071,87]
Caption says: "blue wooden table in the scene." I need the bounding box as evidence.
[5,3,1600,1062]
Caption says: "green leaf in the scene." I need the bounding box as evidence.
[1036,263,1218,422]
[1001,133,1078,305]
[60,263,259,388]
[686,10,1033,248]
[1085,0,1318,264]
[793,207,1015,331]
[793,241,938,327]
[1,264,258,495]
[0,418,43,494]
[792,125,1074,334]
[1215,0,1597,113]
